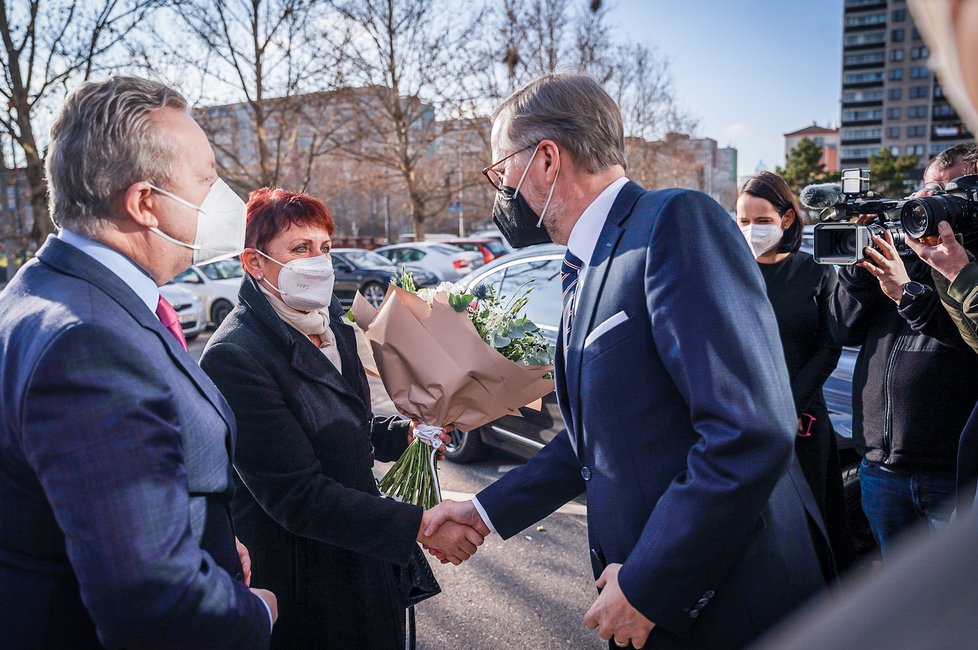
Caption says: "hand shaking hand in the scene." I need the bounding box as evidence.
[417,499,491,565]
[583,564,655,649]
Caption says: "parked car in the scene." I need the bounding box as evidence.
[469,228,514,254]
[172,258,244,327]
[439,237,510,264]
[373,242,484,281]
[331,248,439,308]
[445,243,874,554]
[159,282,206,341]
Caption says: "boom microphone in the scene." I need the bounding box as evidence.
[800,183,845,210]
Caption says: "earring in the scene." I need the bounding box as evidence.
[257,274,264,281]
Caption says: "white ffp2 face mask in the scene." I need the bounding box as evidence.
[254,250,335,312]
[740,224,783,258]
[148,178,246,266]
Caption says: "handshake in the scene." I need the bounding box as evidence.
[415,500,490,565]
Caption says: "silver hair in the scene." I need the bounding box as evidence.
[492,73,627,174]
[46,75,189,237]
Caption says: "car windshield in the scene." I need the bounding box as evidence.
[485,240,508,254]
[200,259,244,280]
[343,250,395,269]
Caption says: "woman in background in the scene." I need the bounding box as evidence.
[737,171,855,573]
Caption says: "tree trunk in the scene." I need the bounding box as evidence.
[24,142,52,247]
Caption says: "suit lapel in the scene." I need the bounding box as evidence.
[563,182,646,455]
[36,237,238,436]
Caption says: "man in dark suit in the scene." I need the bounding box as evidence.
[425,74,826,649]
[0,76,275,648]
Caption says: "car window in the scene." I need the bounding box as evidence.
[331,254,353,272]
[454,242,479,252]
[200,259,243,280]
[174,268,200,283]
[485,240,508,254]
[401,248,425,262]
[496,258,563,329]
[345,250,395,268]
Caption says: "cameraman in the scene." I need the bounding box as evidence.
[831,222,978,557]
[905,143,978,354]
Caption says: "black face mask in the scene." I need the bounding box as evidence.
[492,186,553,248]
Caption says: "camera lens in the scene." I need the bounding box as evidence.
[836,230,858,257]
[901,200,935,238]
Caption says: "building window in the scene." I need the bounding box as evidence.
[845,71,884,84]
[907,144,925,156]
[844,89,884,102]
[892,29,906,42]
[842,147,882,159]
[932,104,958,118]
[912,27,921,41]
[846,51,886,66]
[907,125,926,137]
[890,48,904,62]
[891,146,902,156]
[887,126,901,138]
[887,107,902,119]
[909,86,929,98]
[845,31,887,47]
[910,46,929,59]
[842,127,882,140]
[888,88,903,101]
[892,8,907,21]
[847,12,887,27]
[843,109,884,122]
[889,68,904,81]
[907,105,927,118]
[909,66,930,79]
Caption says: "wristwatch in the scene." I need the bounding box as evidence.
[899,281,927,308]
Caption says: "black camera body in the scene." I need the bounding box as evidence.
[806,169,978,265]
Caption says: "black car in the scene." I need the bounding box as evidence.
[446,243,873,553]
[331,248,439,308]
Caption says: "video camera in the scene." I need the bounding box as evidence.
[800,168,978,265]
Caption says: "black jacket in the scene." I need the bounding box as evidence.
[832,257,978,472]
[200,275,422,649]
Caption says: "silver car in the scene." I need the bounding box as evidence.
[373,242,484,281]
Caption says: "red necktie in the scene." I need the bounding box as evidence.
[156,295,189,352]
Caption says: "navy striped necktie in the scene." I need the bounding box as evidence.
[561,250,584,340]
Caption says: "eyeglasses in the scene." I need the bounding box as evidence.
[481,143,537,192]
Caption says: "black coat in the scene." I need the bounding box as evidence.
[200,275,423,649]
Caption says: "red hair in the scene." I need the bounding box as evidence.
[245,187,335,252]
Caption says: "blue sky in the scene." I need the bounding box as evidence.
[611,0,844,176]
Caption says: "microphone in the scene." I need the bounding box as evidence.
[800,183,844,210]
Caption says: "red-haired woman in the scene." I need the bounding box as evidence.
[200,188,476,647]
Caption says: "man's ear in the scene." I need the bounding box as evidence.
[121,182,158,228]
[539,139,561,183]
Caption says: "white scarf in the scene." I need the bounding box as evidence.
[259,282,343,373]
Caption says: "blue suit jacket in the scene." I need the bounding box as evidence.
[478,184,826,647]
[0,237,269,649]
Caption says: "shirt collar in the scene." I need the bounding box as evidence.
[59,229,160,314]
[566,176,629,266]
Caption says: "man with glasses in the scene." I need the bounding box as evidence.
[425,73,827,649]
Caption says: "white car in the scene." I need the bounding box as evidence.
[159,282,206,341]
[171,258,244,327]
[373,242,484,281]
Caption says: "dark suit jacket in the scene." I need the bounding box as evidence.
[0,236,269,649]
[199,275,423,648]
[477,183,826,648]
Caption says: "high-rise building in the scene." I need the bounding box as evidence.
[839,0,971,176]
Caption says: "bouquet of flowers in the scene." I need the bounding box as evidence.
[350,269,555,508]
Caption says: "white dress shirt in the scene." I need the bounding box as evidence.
[59,229,159,313]
[471,176,630,535]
